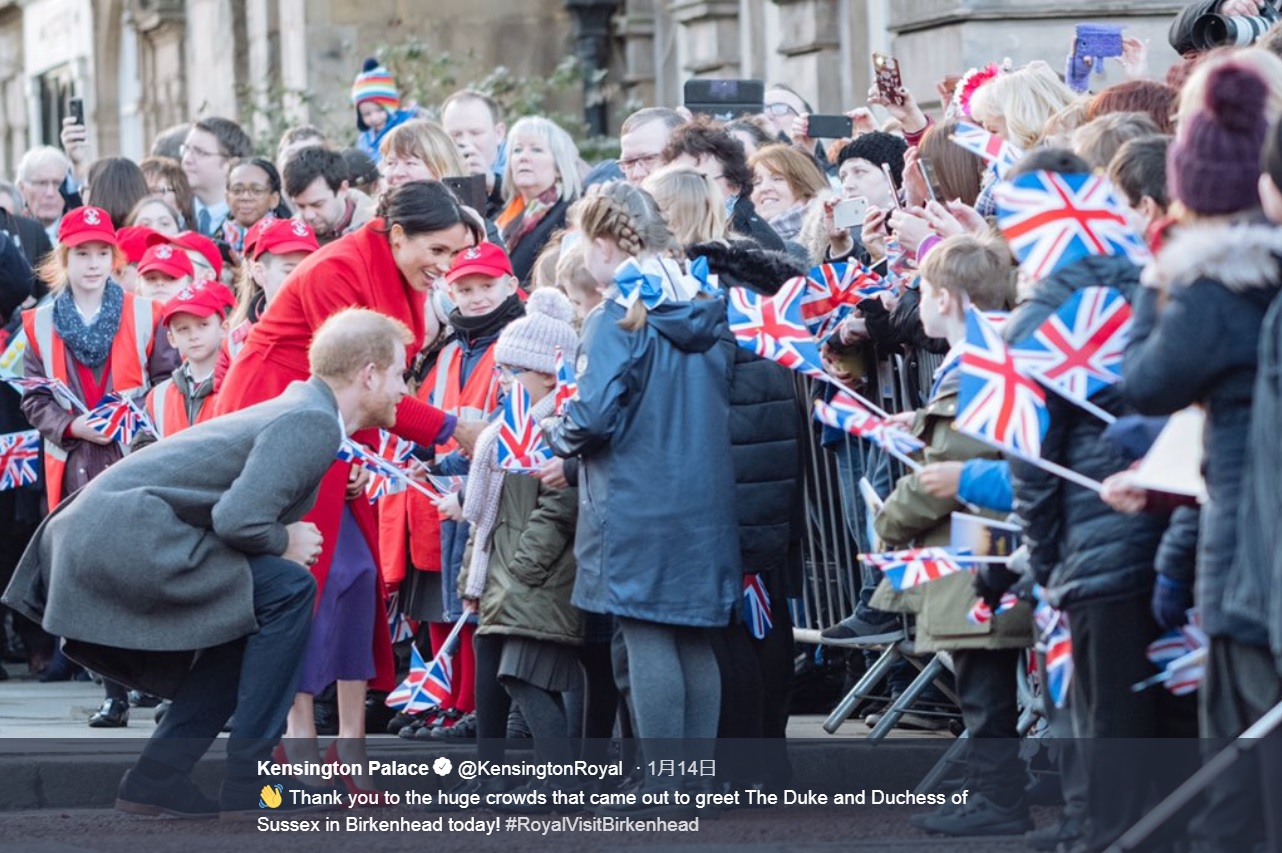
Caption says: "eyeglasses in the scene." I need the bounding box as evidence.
[765,102,799,117]
[228,184,272,197]
[180,144,225,161]
[494,365,532,381]
[153,185,176,195]
[619,153,662,172]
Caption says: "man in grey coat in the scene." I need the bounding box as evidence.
[2,307,412,818]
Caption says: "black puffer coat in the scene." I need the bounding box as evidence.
[1003,254,1166,609]
[688,240,806,591]
[1130,221,1282,647]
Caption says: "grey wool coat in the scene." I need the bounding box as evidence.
[1,378,343,697]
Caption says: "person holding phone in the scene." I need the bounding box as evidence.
[820,131,906,264]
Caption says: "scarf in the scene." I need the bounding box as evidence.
[498,185,561,249]
[462,391,557,600]
[447,293,525,343]
[768,202,808,242]
[52,282,124,369]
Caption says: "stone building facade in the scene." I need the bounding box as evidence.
[0,0,1196,178]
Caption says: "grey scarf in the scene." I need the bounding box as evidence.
[52,282,124,369]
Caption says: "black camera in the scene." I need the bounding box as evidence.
[1192,1,1279,49]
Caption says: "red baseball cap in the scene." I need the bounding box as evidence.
[138,242,195,280]
[161,280,238,326]
[116,226,168,264]
[58,206,117,248]
[171,231,223,278]
[253,218,320,260]
[444,242,513,284]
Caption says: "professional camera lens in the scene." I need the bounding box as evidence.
[1193,13,1276,50]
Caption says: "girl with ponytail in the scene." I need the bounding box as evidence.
[543,181,739,817]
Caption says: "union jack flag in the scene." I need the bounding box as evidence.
[1041,611,1074,708]
[375,430,417,467]
[726,277,826,378]
[950,122,1024,179]
[957,309,1049,457]
[861,547,967,591]
[7,376,85,412]
[967,592,1020,625]
[384,644,452,713]
[554,346,577,415]
[801,264,889,340]
[0,429,39,490]
[743,574,772,639]
[365,431,419,500]
[385,590,419,644]
[423,473,465,500]
[995,171,1151,281]
[1011,286,1131,402]
[85,394,155,444]
[497,384,554,472]
[1143,612,1207,696]
[812,392,925,457]
[337,438,410,500]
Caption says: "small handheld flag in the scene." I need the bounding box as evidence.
[85,394,155,444]
[1010,286,1131,408]
[554,346,577,415]
[0,429,40,491]
[743,574,772,639]
[726,278,827,379]
[957,309,1049,457]
[994,171,1151,282]
[800,264,889,341]
[384,644,452,713]
[813,391,925,462]
[497,384,554,472]
[950,122,1024,179]
[860,547,968,591]
[967,592,1020,625]
[7,376,88,412]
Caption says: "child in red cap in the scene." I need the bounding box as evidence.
[215,218,319,387]
[136,241,195,303]
[17,205,179,728]
[136,281,237,449]
[382,241,525,741]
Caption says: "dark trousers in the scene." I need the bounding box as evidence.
[952,647,1024,806]
[139,555,315,779]
[1069,593,1199,851]
[1189,636,1282,851]
[473,633,509,763]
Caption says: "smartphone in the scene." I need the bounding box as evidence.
[683,79,765,121]
[806,114,854,140]
[918,158,944,203]
[833,197,870,230]
[872,53,905,106]
[1074,23,1124,60]
[880,163,902,210]
[443,175,487,214]
[69,97,84,127]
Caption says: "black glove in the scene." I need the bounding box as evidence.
[973,562,1022,609]
[1151,575,1192,630]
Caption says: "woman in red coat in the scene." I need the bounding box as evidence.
[217,181,484,791]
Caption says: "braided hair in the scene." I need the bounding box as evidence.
[577,182,682,330]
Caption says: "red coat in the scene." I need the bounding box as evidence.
[217,221,449,691]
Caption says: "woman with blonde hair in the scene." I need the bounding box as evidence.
[970,61,1079,150]
[379,119,469,190]
[496,116,583,288]
[643,163,728,247]
[748,143,829,243]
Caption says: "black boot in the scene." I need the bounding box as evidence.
[89,698,130,728]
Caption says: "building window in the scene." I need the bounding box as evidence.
[37,65,75,146]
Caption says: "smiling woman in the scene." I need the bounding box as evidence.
[495,116,583,289]
[216,181,484,780]
[747,143,828,242]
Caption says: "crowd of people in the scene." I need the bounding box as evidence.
[2,0,1282,848]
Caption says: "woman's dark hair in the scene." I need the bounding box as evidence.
[661,115,754,198]
[84,157,151,229]
[375,179,482,241]
[1006,148,1092,180]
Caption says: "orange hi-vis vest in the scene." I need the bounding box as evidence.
[378,339,501,585]
[22,292,161,508]
[144,375,217,439]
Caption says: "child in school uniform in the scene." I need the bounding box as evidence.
[872,234,1031,837]
[385,241,525,740]
[457,287,582,805]
[19,205,179,728]
[135,242,194,304]
[140,281,236,443]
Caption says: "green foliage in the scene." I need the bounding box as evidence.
[375,42,619,162]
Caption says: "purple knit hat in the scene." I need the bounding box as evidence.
[1168,63,1269,216]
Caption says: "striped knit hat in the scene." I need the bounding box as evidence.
[351,58,400,130]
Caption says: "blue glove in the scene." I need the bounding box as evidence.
[1151,575,1192,630]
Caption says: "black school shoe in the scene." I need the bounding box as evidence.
[89,698,129,728]
[218,777,339,820]
[115,769,219,819]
